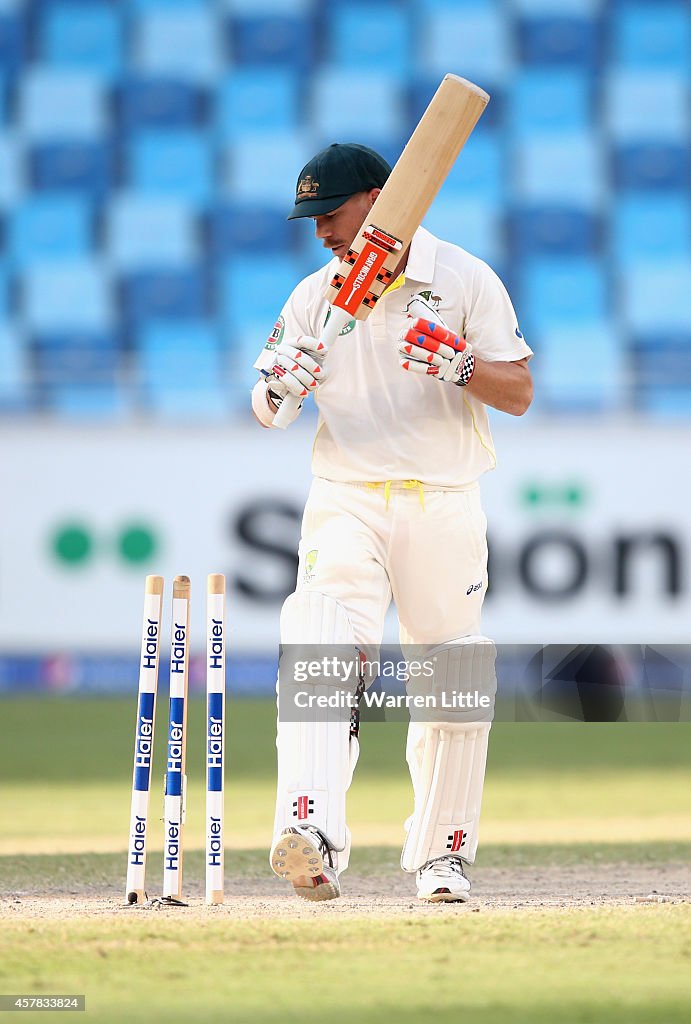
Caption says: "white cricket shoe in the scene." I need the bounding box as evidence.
[416,855,471,903]
[270,825,341,902]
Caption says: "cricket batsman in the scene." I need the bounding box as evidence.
[251,143,533,902]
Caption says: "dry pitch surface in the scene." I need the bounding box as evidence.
[2,851,689,919]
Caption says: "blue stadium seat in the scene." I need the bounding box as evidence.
[536,319,624,412]
[221,0,311,11]
[20,70,106,139]
[23,262,113,332]
[121,268,207,324]
[510,205,601,256]
[607,71,687,141]
[210,205,292,256]
[311,70,403,145]
[128,130,212,204]
[513,133,602,205]
[30,141,114,198]
[216,69,300,137]
[230,14,315,69]
[49,385,128,418]
[40,2,123,79]
[613,3,691,72]
[509,70,591,136]
[521,257,607,332]
[107,196,199,269]
[623,262,691,334]
[118,77,206,131]
[517,15,600,67]
[327,4,411,76]
[612,142,691,191]
[0,322,32,410]
[128,1,215,9]
[33,331,121,388]
[8,197,92,269]
[632,334,691,416]
[632,334,691,382]
[140,320,217,363]
[440,130,504,203]
[0,137,23,207]
[126,0,213,9]
[0,10,26,80]
[219,255,298,328]
[0,265,9,318]
[423,199,503,268]
[613,195,691,266]
[139,320,227,418]
[511,0,598,10]
[640,390,691,417]
[144,386,228,419]
[135,7,222,83]
[421,0,509,81]
[227,132,317,202]
[31,326,126,416]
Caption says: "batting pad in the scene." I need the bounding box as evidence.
[401,636,496,872]
[272,591,362,866]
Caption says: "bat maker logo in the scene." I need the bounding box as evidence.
[340,245,387,314]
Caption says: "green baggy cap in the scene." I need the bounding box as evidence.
[287,143,392,220]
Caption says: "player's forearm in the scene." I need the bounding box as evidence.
[464,357,533,416]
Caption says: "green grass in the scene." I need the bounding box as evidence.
[1,910,690,1024]
[1,699,690,853]
[1,697,690,1023]
[3,698,691,783]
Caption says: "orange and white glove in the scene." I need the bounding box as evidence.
[398,318,475,387]
[265,334,328,407]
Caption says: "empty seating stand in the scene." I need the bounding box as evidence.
[0,0,689,419]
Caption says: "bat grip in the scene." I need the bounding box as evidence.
[272,306,352,430]
[270,390,301,431]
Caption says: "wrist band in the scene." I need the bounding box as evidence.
[455,352,475,387]
[251,379,278,427]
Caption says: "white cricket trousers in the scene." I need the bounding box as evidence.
[294,477,488,648]
[274,477,491,868]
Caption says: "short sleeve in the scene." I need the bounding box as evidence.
[464,260,533,363]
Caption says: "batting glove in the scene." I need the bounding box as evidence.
[398,318,475,387]
[265,334,328,406]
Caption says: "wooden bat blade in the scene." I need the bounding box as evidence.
[326,75,489,320]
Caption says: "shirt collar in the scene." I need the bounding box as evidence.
[403,226,437,285]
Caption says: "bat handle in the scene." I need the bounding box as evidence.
[272,306,352,430]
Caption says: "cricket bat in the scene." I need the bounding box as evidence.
[258,74,490,429]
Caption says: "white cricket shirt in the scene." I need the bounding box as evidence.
[272,227,532,488]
